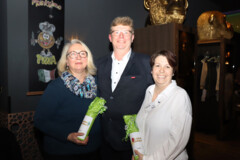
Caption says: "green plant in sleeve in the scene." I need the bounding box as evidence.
[123,114,144,160]
[78,97,107,140]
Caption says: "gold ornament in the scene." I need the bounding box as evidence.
[197,11,233,40]
[144,0,188,25]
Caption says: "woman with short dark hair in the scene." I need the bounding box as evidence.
[134,50,192,160]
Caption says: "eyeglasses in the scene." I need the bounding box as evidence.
[67,51,88,59]
[111,30,133,37]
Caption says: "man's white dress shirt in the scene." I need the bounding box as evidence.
[136,80,192,160]
[111,50,131,92]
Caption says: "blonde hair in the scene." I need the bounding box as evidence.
[57,39,96,76]
[110,16,134,34]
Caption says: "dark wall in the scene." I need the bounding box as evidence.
[6,0,40,113]
[64,0,149,60]
[184,0,221,27]
[0,0,9,112]
[0,0,232,113]
[209,0,240,12]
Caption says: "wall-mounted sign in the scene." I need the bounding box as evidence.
[28,0,64,95]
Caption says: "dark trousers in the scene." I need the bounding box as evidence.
[43,150,100,160]
[100,140,132,160]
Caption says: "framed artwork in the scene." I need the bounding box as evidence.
[28,0,64,95]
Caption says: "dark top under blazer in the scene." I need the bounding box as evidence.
[34,77,101,155]
[96,52,153,151]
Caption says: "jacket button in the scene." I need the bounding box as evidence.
[110,96,114,99]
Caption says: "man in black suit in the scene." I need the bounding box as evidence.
[96,16,153,160]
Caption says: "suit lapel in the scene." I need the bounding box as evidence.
[103,55,113,93]
[121,52,135,77]
[113,52,135,93]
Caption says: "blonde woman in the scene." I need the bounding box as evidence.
[34,39,101,160]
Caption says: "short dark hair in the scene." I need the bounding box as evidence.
[150,50,177,72]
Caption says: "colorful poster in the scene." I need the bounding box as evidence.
[28,0,64,93]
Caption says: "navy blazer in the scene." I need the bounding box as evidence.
[96,52,153,151]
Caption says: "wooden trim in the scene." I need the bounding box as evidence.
[26,91,44,96]
[197,39,222,44]
[197,38,231,45]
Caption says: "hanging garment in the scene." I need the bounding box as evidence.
[205,61,217,99]
[200,57,208,89]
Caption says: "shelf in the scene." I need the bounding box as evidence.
[197,39,230,45]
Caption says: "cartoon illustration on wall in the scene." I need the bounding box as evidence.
[31,21,63,65]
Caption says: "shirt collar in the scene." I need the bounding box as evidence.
[148,80,177,98]
[111,48,132,62]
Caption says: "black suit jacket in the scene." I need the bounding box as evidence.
[96,52,153,151]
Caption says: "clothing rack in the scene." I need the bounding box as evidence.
[194,39,231,139]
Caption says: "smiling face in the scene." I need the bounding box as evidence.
[66,43,88,75]
[109,25,134,52]
[152,55,173,88]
